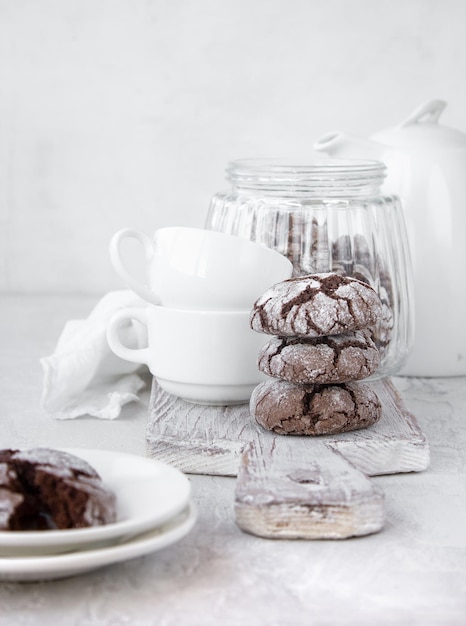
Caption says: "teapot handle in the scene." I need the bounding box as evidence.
[399,99,447,128]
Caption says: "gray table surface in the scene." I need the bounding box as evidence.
[1,294,465,626]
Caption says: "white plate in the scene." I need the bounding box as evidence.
[0,502,197,581]
[0,448,191,556]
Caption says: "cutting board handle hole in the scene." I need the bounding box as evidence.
[287,470,324,485]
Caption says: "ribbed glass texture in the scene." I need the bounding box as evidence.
[205,158,414,379]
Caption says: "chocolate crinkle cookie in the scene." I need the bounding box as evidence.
[250,380,382,436]
[0,448,117,531]
[257,329,380,384]
[249,273,383,338]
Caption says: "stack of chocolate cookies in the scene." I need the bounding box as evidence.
[249,272,383,436]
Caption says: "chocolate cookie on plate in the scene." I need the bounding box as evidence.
[249,272,382,338]
[0,448,117,531]
[257,329,380,384]
[250,379,382,436]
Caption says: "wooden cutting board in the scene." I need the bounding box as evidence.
[146,378,429,540]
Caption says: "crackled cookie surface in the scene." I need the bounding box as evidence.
[250,380,382,436]
[257,330,380,384]
[0,448,117,531]
[249,273,382,338]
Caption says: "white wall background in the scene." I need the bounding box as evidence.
[0,0,465,294]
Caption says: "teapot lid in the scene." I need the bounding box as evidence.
[372,100,466,149]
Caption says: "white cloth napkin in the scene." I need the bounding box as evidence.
[41,290,148,420]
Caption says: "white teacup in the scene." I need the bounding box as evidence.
[106,305,269,405]
[109,227,293,309]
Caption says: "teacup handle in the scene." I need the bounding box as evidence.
[109,228,161,304]
[106,307,151,365]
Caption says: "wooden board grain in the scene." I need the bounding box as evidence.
[145,378,430,539]
[146,378,429,477]
[235,439,385,539]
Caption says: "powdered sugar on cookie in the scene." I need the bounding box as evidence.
[249,273,382,338]
[257,330,380,384]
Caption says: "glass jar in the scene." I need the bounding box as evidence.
[205,158,414,379]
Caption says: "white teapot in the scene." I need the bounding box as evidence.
[314,100,466,377]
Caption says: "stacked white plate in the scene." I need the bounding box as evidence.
[0,449,197,581]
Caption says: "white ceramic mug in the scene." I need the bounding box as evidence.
[106,305,269,405]
[109,227,293,309]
